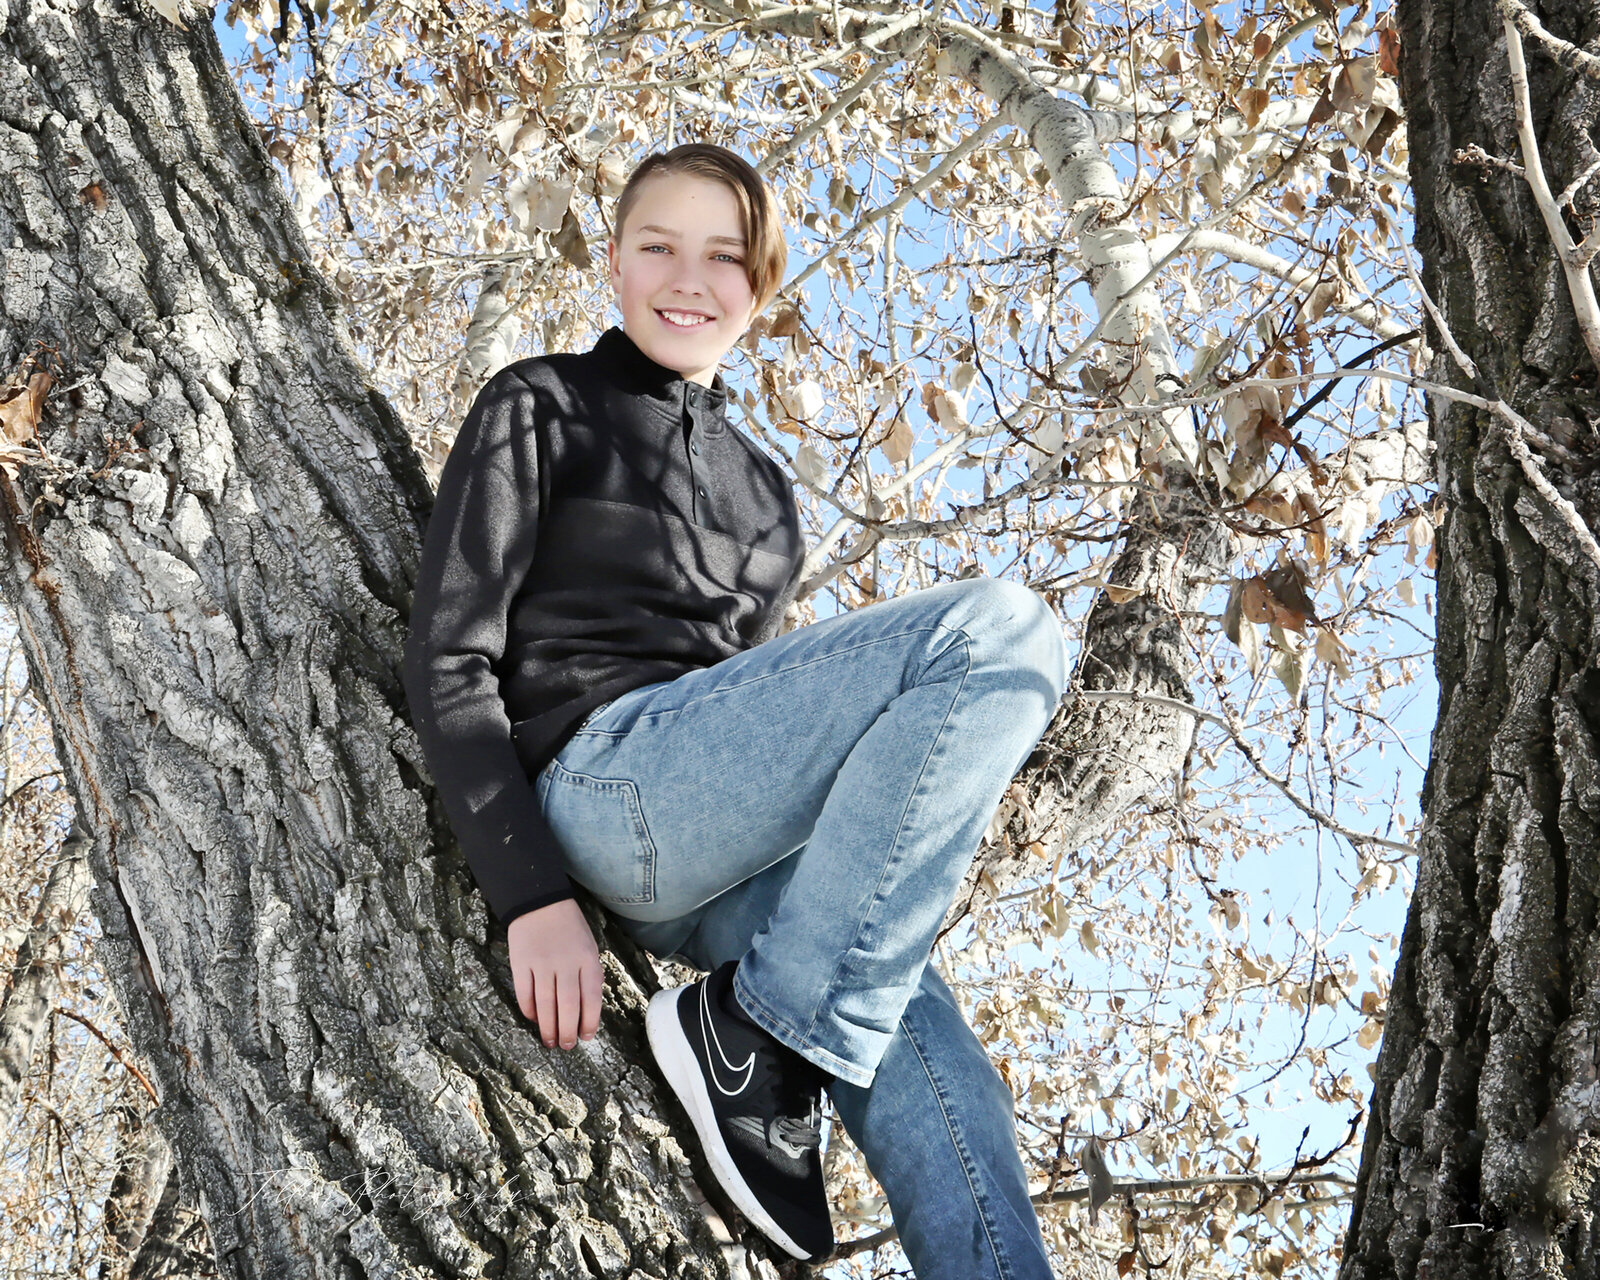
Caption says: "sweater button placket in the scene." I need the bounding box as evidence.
[685,393,705,521]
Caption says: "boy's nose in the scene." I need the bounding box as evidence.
[667,260,707,290]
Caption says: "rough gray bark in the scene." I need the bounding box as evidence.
[1341,3,1600,1277]
[976,477,1229,892]
[0,821,90,1118]
[0,6,781,1277]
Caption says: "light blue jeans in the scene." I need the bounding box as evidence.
[532,576,1067,1280]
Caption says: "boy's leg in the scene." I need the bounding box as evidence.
[644,861,1055,1280]
[827,964,1056,1280]
[536,575,1068,1087]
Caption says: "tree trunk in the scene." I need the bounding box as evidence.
[1342,3,1600,1277]
[0,6,780,1276]
[127,1162,222,1280]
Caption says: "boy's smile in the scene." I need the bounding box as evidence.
[607,170,760,386]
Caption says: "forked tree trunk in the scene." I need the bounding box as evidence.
[0,1,1223,1275]
[1342,3,1600,1277]
[0,7,757,1277]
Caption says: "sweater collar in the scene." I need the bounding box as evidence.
[594,325,730,427]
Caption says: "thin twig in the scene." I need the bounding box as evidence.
[1395,232,1481,382]
[52,1007,160,1104]
[1494,401,1600,572]
[1454,141,1526,182]
[1557,156,1600,212]
[827,1169,1356,1260]
[1254,1110,1363,1216]
[1074,689,1418,856]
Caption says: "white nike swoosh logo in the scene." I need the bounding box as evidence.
[700,980,756,1096]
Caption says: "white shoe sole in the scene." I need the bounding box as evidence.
[645,985,814,1260]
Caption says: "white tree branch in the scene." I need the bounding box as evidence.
[1502,16,1600,371]
[1497,0,1600,81]
[1148,228,1415,341]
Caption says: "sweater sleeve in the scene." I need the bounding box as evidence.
[401,366,575,926]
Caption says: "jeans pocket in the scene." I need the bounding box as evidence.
[538,762,657,909]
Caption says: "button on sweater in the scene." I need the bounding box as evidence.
[402,326,805,925]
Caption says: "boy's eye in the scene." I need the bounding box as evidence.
[641,245,743,264]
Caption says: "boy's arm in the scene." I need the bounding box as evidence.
[401,366,576,925]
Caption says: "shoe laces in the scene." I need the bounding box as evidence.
[772,1059,825,1151]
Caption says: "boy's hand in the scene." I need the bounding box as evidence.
[508,898,603,1050]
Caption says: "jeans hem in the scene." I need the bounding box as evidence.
[732,969,877,1089]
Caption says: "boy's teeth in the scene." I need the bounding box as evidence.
[660,310,708,327]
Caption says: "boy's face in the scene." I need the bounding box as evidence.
[607,171,759,387]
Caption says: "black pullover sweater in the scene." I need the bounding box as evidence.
[401,326,805,926]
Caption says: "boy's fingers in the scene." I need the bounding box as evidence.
[555,968,581,1049]
[512,959,534,1024]
[579,960,603,1039]
[533,968,557,1046]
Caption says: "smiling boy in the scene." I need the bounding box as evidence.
[403,143,1063,1278]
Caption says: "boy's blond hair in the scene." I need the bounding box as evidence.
[613,143,788,318]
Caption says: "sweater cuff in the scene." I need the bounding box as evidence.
[496,882,579,926]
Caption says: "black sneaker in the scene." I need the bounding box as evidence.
[645,959,834,1260]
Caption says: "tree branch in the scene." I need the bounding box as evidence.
[1502,15,1600,371]
[0,825,94,1118]
[828,1168,1357,1260]
[1497,0,1600,81]
[1149,228,1415,341]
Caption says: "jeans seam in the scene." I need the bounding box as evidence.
[802,623,974,1053]
[902,1004,1010,1278]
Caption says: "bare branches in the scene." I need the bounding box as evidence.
[829,1167,1357,1261]
[1077,689,1419,857]
[1493,399,1600,572]
[1400,171,1600,574]
[1149,228,1415,341]
[784,114,1010,295]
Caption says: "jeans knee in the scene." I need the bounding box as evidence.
[945,577,1068,700]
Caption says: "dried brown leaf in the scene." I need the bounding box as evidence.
[882,415,914,466]
[0,370,52,446]
[1261,562,1319,630]
[1379,26,1401,76]
[1308,84,1336,127]
[1239,87,1270,129]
